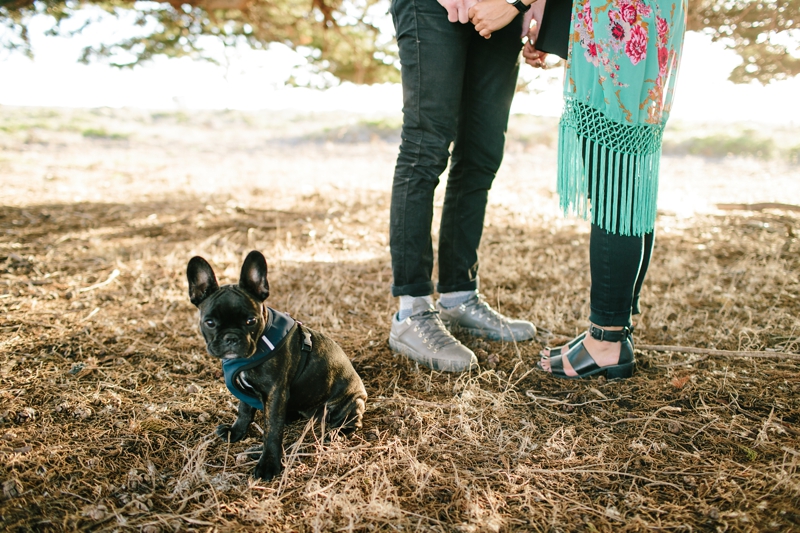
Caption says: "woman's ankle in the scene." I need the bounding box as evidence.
[589,323,625,332]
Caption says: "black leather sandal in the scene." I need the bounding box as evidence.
[537,325,635,379]
[540,324,635,359]
[539,332,586,359]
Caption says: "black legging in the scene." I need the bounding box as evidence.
[585,139,655,328]
[589,225,654,328]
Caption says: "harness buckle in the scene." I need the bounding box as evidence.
[298,322,313,352]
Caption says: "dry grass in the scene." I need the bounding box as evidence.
[1,107,799,532]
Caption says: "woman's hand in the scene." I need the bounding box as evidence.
[438,0,480,24]
[469,0,520,39]
[523,35,548,69]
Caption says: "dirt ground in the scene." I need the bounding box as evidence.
[1,107,799,532]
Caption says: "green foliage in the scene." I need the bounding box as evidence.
[0,0,797,85]
[0,122,29,133]
[0,0,399,85]
[661,126,800,162]
[81,127,129,140]
[687,132,776,159]
[688,0,800,84]
[151,111,191,123]
[301,116,401,143]
[788,145,800,165]
[737,444,759,462]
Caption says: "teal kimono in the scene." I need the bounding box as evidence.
[558,0,687,236]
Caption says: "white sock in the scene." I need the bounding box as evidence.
[438,290,477,309]
[397,295,433,321]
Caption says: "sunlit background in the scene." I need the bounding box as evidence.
[2,6,799,124]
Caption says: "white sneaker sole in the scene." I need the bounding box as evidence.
[388,335,477,373]
[443,321,536,342]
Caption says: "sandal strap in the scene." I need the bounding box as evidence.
[549,350,566,375]
[548,342,601,378]
[588,325,631,343]
[565,343,601,376]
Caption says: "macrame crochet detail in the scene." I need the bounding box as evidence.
[558,98,664,236]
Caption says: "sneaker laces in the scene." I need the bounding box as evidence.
[468,295,509,326]
[411,309,458,349]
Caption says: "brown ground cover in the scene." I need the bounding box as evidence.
[1,107,799,532]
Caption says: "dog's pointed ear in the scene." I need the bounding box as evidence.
[187,256,219,307]
[239,250,269,302]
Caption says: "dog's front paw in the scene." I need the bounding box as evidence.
[216,423,247,443]
[253,456,282,481]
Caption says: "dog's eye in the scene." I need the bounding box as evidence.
[204,319,216,328]
[245,317,257,326]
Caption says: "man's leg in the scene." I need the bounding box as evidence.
[434,18,536,343]
[436,18,523,294]
[388,0,477,371]
[390,0,470,298]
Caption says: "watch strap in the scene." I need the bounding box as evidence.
[508,0,531,14]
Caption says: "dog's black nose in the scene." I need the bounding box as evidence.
[222,333,240,347]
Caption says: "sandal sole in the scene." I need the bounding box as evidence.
[537,360,635,380]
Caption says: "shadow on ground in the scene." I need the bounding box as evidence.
[1,195,799,532]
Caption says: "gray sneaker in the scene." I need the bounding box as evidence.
[389,299,478,373]
[437,293,537,342]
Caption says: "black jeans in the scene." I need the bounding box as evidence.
[389,0,523,297]
[589,225,655,328]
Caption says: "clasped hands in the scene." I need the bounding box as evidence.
[438,0,547,68]
[437,0,510,34]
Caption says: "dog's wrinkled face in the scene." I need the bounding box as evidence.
[187,251,271,360]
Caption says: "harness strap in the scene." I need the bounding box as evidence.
[291,322,313,387]
[222,308,296,410]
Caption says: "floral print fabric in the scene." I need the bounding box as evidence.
[557,0,686,236]
[567,0,686,126]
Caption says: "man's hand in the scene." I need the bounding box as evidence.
[469,0,519,39]
[438,0,479,24]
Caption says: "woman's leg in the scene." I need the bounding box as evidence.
[632,230,654,317]
[542,142,650,357]
[540,223,645,375]
[588,224,645,328]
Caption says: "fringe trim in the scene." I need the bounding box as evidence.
[557,99,664,236]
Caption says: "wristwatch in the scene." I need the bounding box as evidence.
[506,0,532,13]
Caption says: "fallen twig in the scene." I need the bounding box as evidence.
[372,397,456,409]
[77,269,120,293]
[525,468,689,494]
[782,446,800,457]
[638,344,800,360]
[305,461,370,497]
[283,443,390,458]
[525,390,624,407]
[79,307,100,322]
[716,202,800,213]
[639,406,682,439]
[655,355,709,368]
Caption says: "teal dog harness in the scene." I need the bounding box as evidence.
[221,308,312,410]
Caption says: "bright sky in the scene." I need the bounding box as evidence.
[1,9,799,124]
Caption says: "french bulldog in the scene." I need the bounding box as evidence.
[187,250,367,481]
